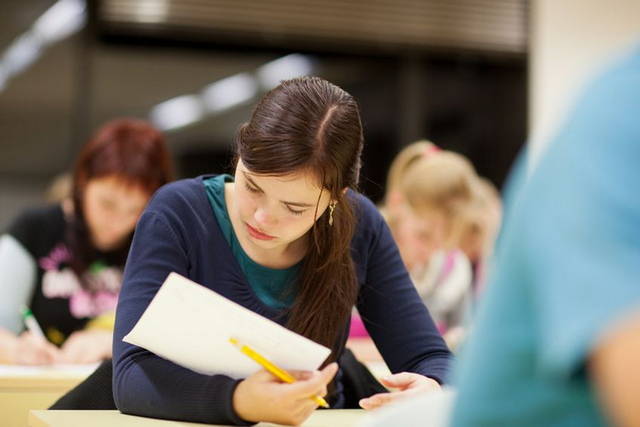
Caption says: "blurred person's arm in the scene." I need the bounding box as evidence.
[59,312,115,363]
[0,234,37,333]
[590,311,640,427]
[0,234,62,364]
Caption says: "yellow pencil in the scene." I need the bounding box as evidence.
[229,337,330,408]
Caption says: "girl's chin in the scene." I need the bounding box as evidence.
[93,235,127,251]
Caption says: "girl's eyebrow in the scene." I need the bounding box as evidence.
[242,171,314,208]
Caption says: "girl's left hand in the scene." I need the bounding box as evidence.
[359,372,441,410]
[60,329,112,364]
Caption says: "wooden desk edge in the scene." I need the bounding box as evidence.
[28,409,367,427]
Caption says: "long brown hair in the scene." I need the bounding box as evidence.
[236,76,363,359]
[68,118,174,283]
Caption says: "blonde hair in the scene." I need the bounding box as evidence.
[458,176,502,261]
[385,141,480,248]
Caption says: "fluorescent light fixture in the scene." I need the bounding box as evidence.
[32,0,87,45]
[0,0,87,93]
[131,0,170,24]
[148,55,313,129]
[256,54,314,89]
[150,94,204,130]
[201,73,258,113]
[2,33,41,76]
[0,67,7,91]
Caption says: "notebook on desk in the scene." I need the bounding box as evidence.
[123,272,331,378]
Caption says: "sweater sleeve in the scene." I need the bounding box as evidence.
[354,198,453,385]
[112,207,251,425]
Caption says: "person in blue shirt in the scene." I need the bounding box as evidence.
[450,46,640,426]
[112,76,452,426]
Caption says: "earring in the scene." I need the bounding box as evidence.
[328,201,337,226]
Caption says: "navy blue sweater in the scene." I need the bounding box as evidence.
[113,176,452,425]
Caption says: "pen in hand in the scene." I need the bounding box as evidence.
[14,306,61,365]
[21,306,46,340]
[229,337,330,408]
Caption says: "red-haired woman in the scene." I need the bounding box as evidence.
[0,118,173,365]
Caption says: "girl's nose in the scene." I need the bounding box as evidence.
[254,206,274,227]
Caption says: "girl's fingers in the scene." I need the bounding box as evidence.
[317,383,328,398]
[360,392,397,410]
[286,372,324,397]
[379,373,441,395]
[360,388,425,410]
[379,372,420,388]
[287,363,338,398]
[289,370,314,381]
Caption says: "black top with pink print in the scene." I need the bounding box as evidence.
[8,205,122,344]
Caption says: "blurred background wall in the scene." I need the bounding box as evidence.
[529,0,640,167]
[1,0,530,229]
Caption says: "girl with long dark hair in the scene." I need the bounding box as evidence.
[113,77,451,426]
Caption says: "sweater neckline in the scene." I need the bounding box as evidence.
[196,175,289,322]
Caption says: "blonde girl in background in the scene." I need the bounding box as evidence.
[384,141,481,346]
[349,141,500,353]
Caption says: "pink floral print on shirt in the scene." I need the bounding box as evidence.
[39,243,121,319]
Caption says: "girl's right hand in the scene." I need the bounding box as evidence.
[233,362,338,425]
[11,331,61,365]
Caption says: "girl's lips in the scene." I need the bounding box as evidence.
[245,222,275,240]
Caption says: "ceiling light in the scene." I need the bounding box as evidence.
[150,94,204,130]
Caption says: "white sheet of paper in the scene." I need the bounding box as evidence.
[123,272,331,379]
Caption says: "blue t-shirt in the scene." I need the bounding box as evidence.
[203,174,298,310]
[451,47,640,426]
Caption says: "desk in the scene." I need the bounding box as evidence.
[28,409,366,427]
[0,364,97,427]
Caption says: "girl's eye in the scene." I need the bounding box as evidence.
[243,181,304,215]
[245,183,260,193]
[287,206,304,216]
